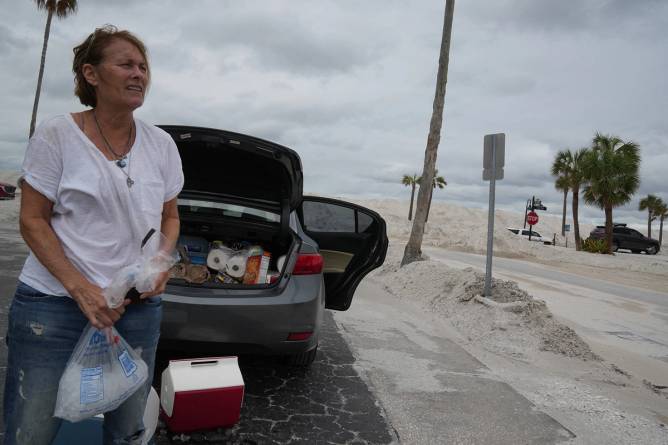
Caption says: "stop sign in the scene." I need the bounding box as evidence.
[527,211,539,226]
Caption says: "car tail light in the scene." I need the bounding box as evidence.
[292,253,323,275]
[287,331,313,341]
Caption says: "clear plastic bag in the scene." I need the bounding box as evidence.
[54,324,148,422]
[104,230,179,308]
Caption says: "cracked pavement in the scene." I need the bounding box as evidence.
[154,311,395,444]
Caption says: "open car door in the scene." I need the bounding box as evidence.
[298,197,388,310]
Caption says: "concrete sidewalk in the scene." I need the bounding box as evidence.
[334,280,575,444]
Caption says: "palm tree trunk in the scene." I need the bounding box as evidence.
[605,204,614,254]
[30,8,53,138]
[659,216,664,252]
[408,184,415,220]
[426,186,434,223]
[647,213,652,239]
[572,184,581,251]
[402,0,455,266]
[561,188,567,236]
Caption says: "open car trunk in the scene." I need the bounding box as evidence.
[158,125,304,289]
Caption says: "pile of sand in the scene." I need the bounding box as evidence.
[372,245,600,362]
[354,198,668,275]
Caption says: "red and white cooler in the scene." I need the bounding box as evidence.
[160,356,245,432]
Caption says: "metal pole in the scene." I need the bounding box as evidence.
[523,199,529,229]
[528,195,534,240]
[484,138,497,298]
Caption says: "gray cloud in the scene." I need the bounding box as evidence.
[0,0,666,229]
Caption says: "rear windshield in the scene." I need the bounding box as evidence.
[177,199,280,223]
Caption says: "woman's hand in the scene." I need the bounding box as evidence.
[140,270,169,299]
[67,278,129,329]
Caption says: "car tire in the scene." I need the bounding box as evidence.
[645,246,658,255]
[611,242,619,252]
[284,345,318,367]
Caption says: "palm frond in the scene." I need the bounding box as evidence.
[34,0,77,18]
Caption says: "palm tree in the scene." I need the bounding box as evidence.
[551,149,573,237]
[422,170,447,222]
[30,0,78,138]
[402,0,456,266]
[582,133,640,254]
[402,174,420,221]
[638,194,660,239]
[554,176,569,236]
[569,148,589,251]
[655,200,667,251]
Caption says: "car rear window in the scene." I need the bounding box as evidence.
[177,199,280,223]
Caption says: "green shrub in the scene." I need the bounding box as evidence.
[582,238,607,253]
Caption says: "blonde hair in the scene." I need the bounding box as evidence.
[72,25,150,107]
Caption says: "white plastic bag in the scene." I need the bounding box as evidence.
[104,230,179,308]
[54,324,148,422]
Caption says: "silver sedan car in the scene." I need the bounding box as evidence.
[157,126,388,366]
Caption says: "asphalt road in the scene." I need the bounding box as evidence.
[0,226,394,444]
[423,247,668,309]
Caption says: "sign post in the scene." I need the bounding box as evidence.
[483,133,505,298]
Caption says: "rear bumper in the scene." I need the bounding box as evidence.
[159,274,324,355]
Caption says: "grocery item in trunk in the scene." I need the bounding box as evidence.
[225,253,247,279]
[243,247,271,284]
[206,246,234,271]
[178,235,209,266]
[184,265,210,284]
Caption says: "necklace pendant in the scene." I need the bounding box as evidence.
[116,158,127,168]
[126,177,134,188]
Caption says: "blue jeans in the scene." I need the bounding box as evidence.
[3,282,162,445]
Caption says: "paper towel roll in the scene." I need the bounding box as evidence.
[207,248,231,271]
[225,255,247,278]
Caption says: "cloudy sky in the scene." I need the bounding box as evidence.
[1,0,667,229]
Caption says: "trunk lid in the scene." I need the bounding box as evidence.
[159,125,303,213]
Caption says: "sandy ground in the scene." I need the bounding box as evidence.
[352,198,668,443]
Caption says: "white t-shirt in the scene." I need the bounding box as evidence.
[19,114,184,297]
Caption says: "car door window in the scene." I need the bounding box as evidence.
[358,212,373,232]
[302,201,355,232]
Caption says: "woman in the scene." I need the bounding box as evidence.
[3,25,183,445]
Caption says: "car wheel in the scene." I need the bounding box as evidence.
[645,246,658,255]
[284,346,318,367]
[611,242,619,252]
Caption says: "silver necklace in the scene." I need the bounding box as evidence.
[93,110,135,188]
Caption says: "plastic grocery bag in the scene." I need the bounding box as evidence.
[104,229,179,308]
[54,324,148,422]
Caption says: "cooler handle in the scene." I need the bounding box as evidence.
[190,360,219,366]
